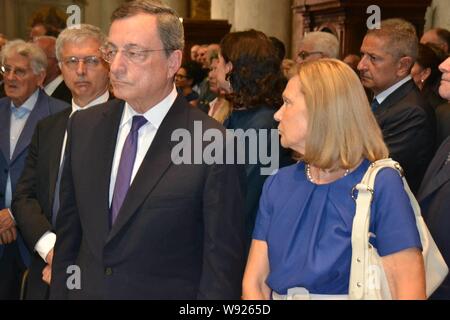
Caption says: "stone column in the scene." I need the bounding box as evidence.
[212,0,292,56]
[425,0,450,31]
[211,0,235,29]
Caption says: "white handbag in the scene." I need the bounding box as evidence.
[349,159,449,300]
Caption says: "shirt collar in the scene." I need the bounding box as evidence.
[121,85,178,130]
[44,75,64,96]
[71,90,110,115]
[10,88,39,112]
[375,75,412,104]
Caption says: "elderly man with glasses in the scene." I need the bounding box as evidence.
[0,40,68,299]
[10,24,111,300]
[296,31,340,65]
[49,0,245,300]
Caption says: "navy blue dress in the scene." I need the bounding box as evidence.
[253,159,422,295]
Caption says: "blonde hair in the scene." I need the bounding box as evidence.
[298,59,389,170]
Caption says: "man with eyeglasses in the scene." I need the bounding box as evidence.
[0,40,68,299]
[33,36,71,104]
[295,31,340,65]
[49,0,245,300]
[11,24,111,300]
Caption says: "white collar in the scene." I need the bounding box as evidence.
[121,85,177,131]
[10,89,39,110]
[44,75,64,96]
[71,90,110,115]
[375,75,412,104]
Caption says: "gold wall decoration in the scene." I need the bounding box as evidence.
[190,0,211,20]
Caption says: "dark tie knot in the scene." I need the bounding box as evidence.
[131,115,148,133]
[371,99,380,112]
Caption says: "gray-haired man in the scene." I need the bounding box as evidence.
[10,24,110,299]
[0,40,68,299]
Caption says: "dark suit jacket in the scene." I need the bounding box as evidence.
[436,102,450,147]
[50,96,246,300]
[50,80,72,104]
[0,81,5,99]
[0,90,68,296]
[418,137,450,299]
[11,92,115,299]
[11,108,71,299]
[374,79,436,194]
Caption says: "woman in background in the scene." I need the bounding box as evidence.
[215,30,293,247]
[175,60,205,107]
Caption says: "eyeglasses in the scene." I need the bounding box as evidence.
[0,65,30,78]
[61,56,102,70]
[99,43,174,64]
[297,50,324,60]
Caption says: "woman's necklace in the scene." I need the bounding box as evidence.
[305,163,350,183]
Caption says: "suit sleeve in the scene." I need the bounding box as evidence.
[50,114,82,300]
[12,121,53,250]
[197,139,246,300]
[380,104,435,193]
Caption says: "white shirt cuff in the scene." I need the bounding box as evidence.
[35,232,56,262]
[7,208,16,224]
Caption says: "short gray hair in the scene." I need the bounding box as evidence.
[367,18,418,62]
[56,24,107,62]
[111,0,185,56]
[301,31,340,59]
[1,39,47,74]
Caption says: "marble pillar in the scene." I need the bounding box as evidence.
[211,0,292,54]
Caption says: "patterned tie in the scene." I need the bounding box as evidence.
[446,152,450,166]
[110,116,148,225]
[371,99,380,112]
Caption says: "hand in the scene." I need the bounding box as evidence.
[0,209,15,234]
[42,264,52,285]
[46,248,54,266]
[0,226,17,245]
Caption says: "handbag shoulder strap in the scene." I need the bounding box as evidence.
[349,158,412,299]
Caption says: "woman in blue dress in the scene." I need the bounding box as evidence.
[242,59,426,300]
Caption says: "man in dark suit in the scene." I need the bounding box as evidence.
[11,24,111,300]
[34,36,72,104]
[0,40,68,299]
[49,0,245,300]
[358,18,436,194]
[418,56,450,299]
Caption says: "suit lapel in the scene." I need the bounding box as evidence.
[47,108,71,214]
[93,100,125,235]
[11,90,50,164]
[107,96,187,243]
[418,138,450,202]
[0,100,11,163]
[375,80,415,120]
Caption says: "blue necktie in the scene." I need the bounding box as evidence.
[110,116,148,225]
[371,99,380,112]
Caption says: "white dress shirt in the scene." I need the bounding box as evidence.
[109,86,177,206]
[44,75,64,96]
[5,90,39,209]
[33,90,110,262]
[374,75,412,105]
